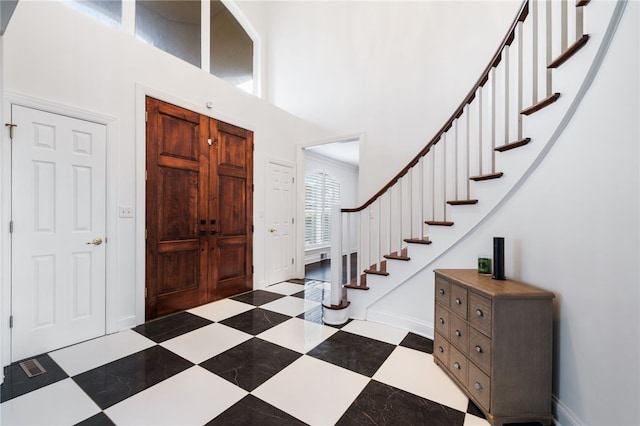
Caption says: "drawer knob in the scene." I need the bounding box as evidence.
[455,298,462,305]
[439,289,445,295]
[455,330,461,337]
[474,382,483,391]
[476,309,484,317]
[439,317,445,325]
[438,346,444,353]
[454,362,461,370]
[475,345,483,353]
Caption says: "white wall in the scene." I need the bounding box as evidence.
[265,0,522,204]
[304,149,358,263]
[0,0,330,364]
[369,3,640,424]
[0,25,5,386]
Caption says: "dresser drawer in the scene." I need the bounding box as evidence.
[435,276,450,308]
[468,292,492,336]
[449,314,469,354]
[450,283,468,319]
[434,332,449,366]
[449,346,468,385]
[468,362,491,411]
[435,304,450,339]
[468,327,491,374]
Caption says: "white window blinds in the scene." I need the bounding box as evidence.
[305,172,340,247]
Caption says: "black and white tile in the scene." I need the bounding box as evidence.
[1,279,502,425]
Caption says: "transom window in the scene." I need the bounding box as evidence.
[305,172,340,248]
[210,0,253,93]
[67,0,122,29]
[135,0,201,68]
[67,0,255,94]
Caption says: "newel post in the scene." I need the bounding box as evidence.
[322,204,350,325]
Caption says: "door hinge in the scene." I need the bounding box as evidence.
[9,221,13,233]
[252,265,254,274]
[145,288,147,298]
[292,177,295,184]
[145,228,147,239]
[145,170,148,181]
[292,218,294,224]
[145,111,148,122]
[251,224,254,232]
[252,184,254,192]
[291,258,294,265]
[9,315,13,328]
[5,123,17,139]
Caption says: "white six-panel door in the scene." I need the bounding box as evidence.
[267,162,295,284]
[11,105,107,361]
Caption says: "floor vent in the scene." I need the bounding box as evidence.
[19,359,46,378]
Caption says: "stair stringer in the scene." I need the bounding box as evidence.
[346,0,625,328]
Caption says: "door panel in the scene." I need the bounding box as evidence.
[11,105,107,361]
[146,98,253,320]
[210,120,253,300]
[215,238,249,299]
[218,122,250,171]
[158,168,199,240]
[218,175,246,235]
[266,162,295,284]
[146,98,208,319]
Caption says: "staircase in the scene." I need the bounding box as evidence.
[324,0,627,330]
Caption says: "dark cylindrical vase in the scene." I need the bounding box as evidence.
[493,237,505,280]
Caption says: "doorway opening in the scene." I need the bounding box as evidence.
[144,97,254,320]
[302,137,360,283]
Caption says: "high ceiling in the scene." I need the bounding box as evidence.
[305,140,359,168]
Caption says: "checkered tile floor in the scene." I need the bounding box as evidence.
[1,280,497,425]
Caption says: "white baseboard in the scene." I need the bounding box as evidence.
[365,310,434,339]
[553,395,584,426]
[118,315,138,330]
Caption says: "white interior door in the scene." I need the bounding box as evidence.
[11,105,107,361]
[266,161,294,284]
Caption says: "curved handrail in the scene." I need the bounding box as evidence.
[342,0,529,214]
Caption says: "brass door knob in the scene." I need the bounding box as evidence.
[269,228,277,233]
[86,237,103,246]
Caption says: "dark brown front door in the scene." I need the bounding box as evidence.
[145,97,253,320]
[209,121,254,300]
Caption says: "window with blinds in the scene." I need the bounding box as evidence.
[305,172,340,248]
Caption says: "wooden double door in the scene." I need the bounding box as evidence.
[145,97,253,320]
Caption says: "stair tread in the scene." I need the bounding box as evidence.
[364,269,390,276]
[344,284,369,290]
[521,93,561,116]
[495,138,531,152]
[384,254,410,261]
[548,34,590,69]
[405,237,432,245]
[426,221,454,226]
[470,172,503,181]
[447,199,479,205]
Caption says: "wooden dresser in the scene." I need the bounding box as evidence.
[433,269,554,426]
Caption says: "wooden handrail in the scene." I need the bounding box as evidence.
[342,0,529,214]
